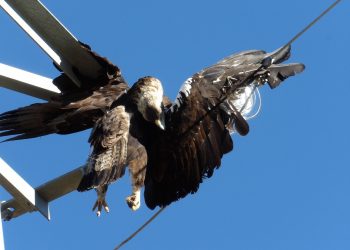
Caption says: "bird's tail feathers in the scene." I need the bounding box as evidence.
[0,102,63,142]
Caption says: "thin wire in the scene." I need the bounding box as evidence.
[113,1,342,249]
[250,88,262,120]
[280,0,342,52]
[114,207,166,250]
[239,85,257,114]
[202,1,333,128]
[242,85,261,120]
[245,0,342,120]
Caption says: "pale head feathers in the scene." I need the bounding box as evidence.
[131,77,165,129]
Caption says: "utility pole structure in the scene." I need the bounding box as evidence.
[0,0,106,248]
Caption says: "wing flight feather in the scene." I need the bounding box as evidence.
[0,45,129,141]
[144,45,305,209]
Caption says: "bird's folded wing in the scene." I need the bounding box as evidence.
[78,105,130,191]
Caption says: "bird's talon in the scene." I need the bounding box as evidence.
[104,206,110,213]
[92,198,109,216]
[126,194,140,211]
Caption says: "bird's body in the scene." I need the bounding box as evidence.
[77,76,165,214]
[0,43,304,214]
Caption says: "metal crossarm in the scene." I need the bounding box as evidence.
[0,158,85,221]
[0,0,96,224]
[0,0,104,88]
[0,158,50,220]
[0,63,59,100]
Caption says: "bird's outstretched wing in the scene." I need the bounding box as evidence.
[0,44,129,141]
[144,45,305,209]
[78,105,130,191]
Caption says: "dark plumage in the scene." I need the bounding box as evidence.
[0,43,304,213]
[77,76,165,213]
[142,46,305,209]
[0,45,128,141]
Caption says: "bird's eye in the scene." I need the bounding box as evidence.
[107,72,115,80]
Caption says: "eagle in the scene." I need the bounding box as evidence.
[0,43,304,215]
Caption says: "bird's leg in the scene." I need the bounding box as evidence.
[125,167,143,211]
[125,148,146,211]
[92,185,109,217]
[126,187,141,211]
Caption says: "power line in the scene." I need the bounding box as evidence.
[282,0,342,51]
[114,207,166,250]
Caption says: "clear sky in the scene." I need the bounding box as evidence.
[0,1,349,249]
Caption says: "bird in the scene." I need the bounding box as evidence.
[76,75,167,215]
[0,42,304,214]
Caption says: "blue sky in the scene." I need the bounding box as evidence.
[1,1,349,249]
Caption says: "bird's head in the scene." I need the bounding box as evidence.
[131,76,165,130]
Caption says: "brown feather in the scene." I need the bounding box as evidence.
[0,45,129,142]
[144,46,303,209]
[78,105,130,191]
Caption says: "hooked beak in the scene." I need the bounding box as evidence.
[155,119,165,130]
[155,108,166,130]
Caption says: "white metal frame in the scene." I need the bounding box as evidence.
[0,0,103,87]
[0,0,107,248]
[0,159,85,221]
[0,63,59,100]
[0,158,50,220]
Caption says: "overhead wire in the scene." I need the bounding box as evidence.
[113,207,166,250]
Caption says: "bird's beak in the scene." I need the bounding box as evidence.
[155,108,166,130]
[155,119,165,130]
